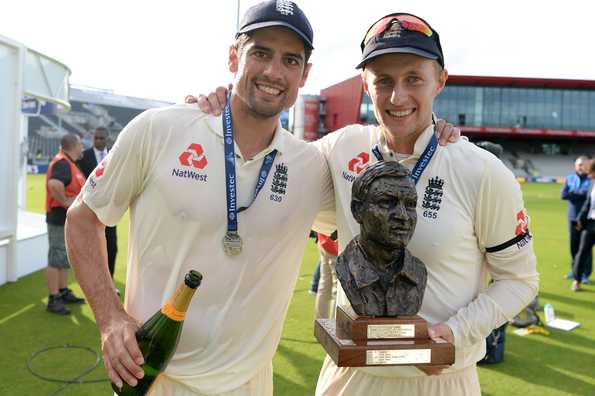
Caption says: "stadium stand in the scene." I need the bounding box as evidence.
[27,86,172,166]
[493,141,595,179]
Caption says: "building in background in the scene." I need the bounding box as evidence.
[26,86,172,172]
[292,94,327,141]
[296,75,595,180]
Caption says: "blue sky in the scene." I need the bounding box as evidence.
[1,0,591,102]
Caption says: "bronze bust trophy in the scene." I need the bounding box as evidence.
[337,161,426,317]
[314,161,454,367]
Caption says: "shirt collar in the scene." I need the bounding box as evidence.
[93,147,107,156]
[346,239,423,289]
[204,114,286,160]
[376,121,435,162]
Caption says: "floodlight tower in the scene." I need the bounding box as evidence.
[0,35,70,285]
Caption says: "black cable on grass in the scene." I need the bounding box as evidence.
[26,344,109,396]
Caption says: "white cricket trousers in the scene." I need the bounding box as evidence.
[315,356,481,396]
[114,362,273,396]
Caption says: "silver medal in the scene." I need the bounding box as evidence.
[223,231,243,256]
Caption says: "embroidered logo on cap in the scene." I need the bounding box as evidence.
[382,19,403,40]
[276,0,294,15]
[179,143,208,170]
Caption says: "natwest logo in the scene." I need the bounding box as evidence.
[515,210,529,235]
[179,143,208,169]
[348,152,370,174]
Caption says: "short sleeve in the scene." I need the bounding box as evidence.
[49,159,72,186]
[81,111,152,226]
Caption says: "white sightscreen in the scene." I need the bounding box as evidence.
[0,35,71,283]
[0,39,20,239]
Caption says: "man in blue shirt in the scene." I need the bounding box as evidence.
[561,155,592,283]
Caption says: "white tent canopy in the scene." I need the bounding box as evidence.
[23,47,70,110]
[0,34,71,285]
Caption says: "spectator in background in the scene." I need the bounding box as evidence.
[45,133,86,315]
[573,159,595,291]
[314,232,338,319]
[561,155,592,284]
[475,141,503,159]
[309,261,321,294]
[35,149,44,161]
[77,127,118,279]
[309,231,321,294]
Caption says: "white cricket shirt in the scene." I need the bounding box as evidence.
[313,123,539,378]
[82,104,334,394]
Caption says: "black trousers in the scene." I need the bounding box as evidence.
[570,220,593,278]
[105,226,118,277]
[573,220,595,282]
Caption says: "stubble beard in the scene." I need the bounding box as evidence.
[245,85,286,119]
[246,100,283,119]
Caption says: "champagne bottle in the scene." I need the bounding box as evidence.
[112,270,203,396]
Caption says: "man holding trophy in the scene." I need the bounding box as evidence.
[315,161,455,371]
[192,9,539,396]
[312,12,539,396]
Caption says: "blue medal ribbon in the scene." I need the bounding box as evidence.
[371,145,384,162]
[222,96,277,234]
[409,133,437,184]
[371,128,438,185]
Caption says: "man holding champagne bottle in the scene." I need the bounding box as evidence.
[66,1,337,395]
[66,1,460,395]
[191,8,538,396]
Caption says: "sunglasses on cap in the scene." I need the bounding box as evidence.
[361,14,433,50]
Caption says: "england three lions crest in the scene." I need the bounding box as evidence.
[270,163,288,203]
[422,176,444,220]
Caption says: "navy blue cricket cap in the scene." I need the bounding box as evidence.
[236,0,314,49]
[356,13,444,69]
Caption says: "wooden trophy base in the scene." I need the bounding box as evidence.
[315,306,455,367]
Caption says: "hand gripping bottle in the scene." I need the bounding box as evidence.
[113,270,203,395]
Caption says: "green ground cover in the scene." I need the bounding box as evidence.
[0,176,593,395]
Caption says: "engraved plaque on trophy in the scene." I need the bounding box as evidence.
[314,161,455,367]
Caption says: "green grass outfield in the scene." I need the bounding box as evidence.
[0,175,593,395]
